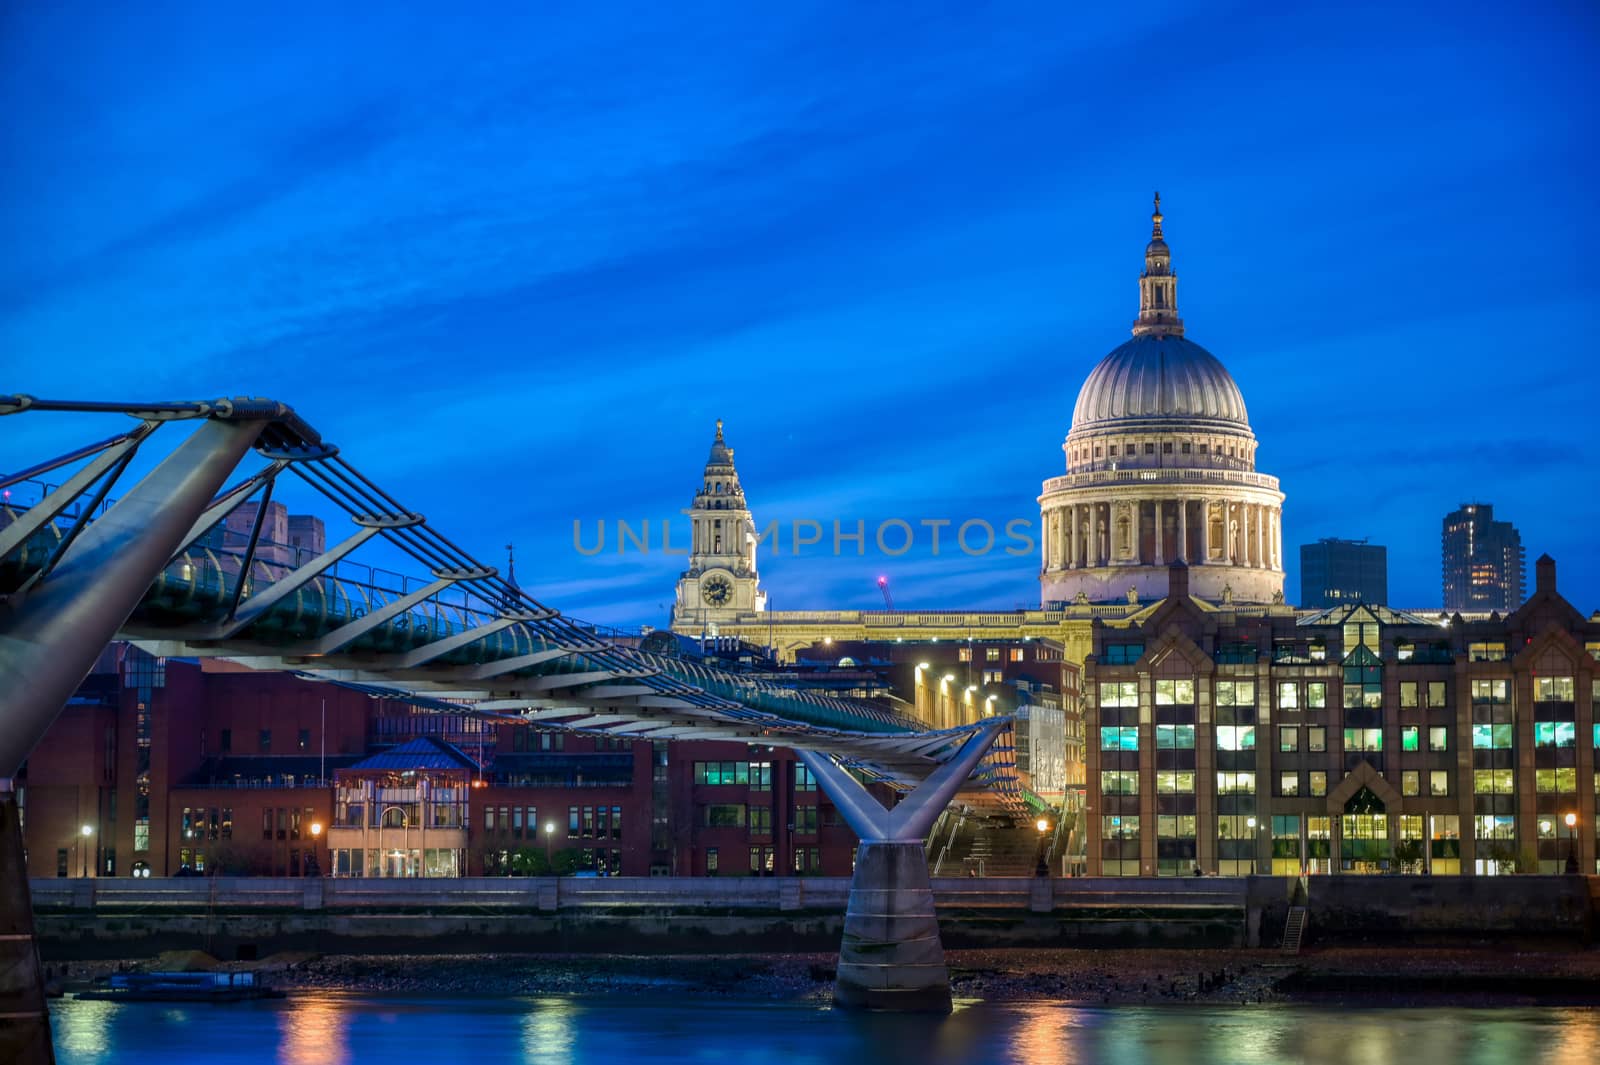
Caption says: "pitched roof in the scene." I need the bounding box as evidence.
[347,736,480,772]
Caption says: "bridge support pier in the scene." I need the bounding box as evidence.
[0,783,53,1064]
[798,721,1003,1014]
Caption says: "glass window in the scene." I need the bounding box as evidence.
[1100,682,1139,708]
[1100,726,1140,751]
[1102,815,1140,840]
[1427,681,1447,707]
[1401,726,1419,752]
[1215,681,1256,707]
[1535,768,1577,794]
[1470,679,1509,702]
[1155,679,1196,705]
[1156,724,1195,750]
[1307,727,1326,752]
[1402,771,1420,796]
[1430,770,1450,796]
[1279,726,1298,752]
[1306,683,1327,709]
[1535,677,1575,702]
[1400,682,1419,708]
[1156,771,1195,794]
[1343,728,1383,752]
[1471,723,1513,750]
[1308,772,1328,797]
[1279,772,1299,796]
[1216,772,1256,795]
[1278,682,1299,709]
[1429,727,1448,752]
[1534,722,1577,748]
[1100,771,1139,795]
[1216,725,1256,751]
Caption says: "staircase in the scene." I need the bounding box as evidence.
[1281,906,1308,955]
[935,817,1042,877]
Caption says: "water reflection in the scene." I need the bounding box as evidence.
[279,991,350,1065]
[49,995,1600,1065]
[520,998,577,1064]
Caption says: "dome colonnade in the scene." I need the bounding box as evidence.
[1039,195,1285,605]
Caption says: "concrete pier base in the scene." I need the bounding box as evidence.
[0,789,54,1064]
[834,841,950,1013]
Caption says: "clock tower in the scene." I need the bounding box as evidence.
[671,419,767,633]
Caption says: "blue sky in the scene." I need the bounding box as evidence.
[3,2,1597,624]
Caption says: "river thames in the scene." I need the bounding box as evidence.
[49,993,1600,1065]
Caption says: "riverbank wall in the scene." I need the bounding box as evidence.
[28,874,1597,961]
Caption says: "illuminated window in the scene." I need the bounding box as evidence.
[1216,725,1256,751]
[1309,772,1328,797]
[1279,726,1298,752]
[1401,726,1419,752]
[1533,722,1576,748]
[1400,682,1419,708]
[1155,724,1195,750]
[986,648,1001,661]
[1156,771,1195,794]
[1343,728,1383,752]
[1471,724,1513,750]
[1279,772,1300,796]
[1535,768,1577,794]
[1430,771,1450,796]
[1100,771,1139,795]
[1470,679,1509,702]
[1429,726,1448,751]
[1308,726,1326,752]
[1100,726,1139,751]
[1472,769,1514,795]
[1216,771,1256,795]
[1099,682,1138,708]
[1306,682,1327,708]
[1427,681,1447,707]
[1468,643,1506,662]
[1155,679,1196,705]
[1278,682,1299,709]
[1535,677,1574,702]
[1401,771,1420,796]
[1215,681,1255,707]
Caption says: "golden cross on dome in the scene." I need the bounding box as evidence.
[715,418,724,443]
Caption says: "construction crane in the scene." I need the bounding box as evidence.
[877,575,894,610]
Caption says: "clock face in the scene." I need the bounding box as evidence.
[701,575,733,606]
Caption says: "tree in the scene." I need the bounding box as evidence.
[1393,839,1423,874]
[509,847,550,876]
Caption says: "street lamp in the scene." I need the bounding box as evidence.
[307,822,323,877]
[1035,818,1051,877]
[545,821,556,870]
[79,824,92,879]
[1565,812,1579,875]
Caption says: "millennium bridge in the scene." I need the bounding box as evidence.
[0,396,1034,1057]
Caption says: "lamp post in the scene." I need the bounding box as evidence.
[308,821,323,877]
[544,821,556,871]
[1034,817,1051,877]
[1565,812,1579,875]
[79,824,92,879]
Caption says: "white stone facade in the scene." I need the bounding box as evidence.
[1039,196,1285,606]
[671,420,767,633]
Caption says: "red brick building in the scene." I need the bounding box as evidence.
[19,646,862,879]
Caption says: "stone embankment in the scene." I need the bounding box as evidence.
[45,945,1600,1007]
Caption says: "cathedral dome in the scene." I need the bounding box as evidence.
[1069,333,1250,434]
